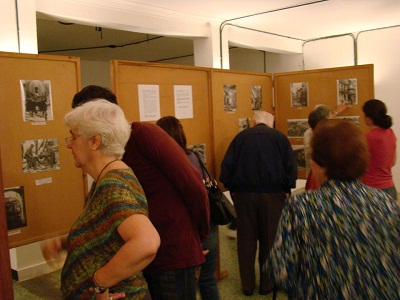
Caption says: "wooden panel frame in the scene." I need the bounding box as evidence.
[210,69,273,184]
[111,60,214,172]
[0,150,13,298]
[0,52,86,248]
[274,64,374,179]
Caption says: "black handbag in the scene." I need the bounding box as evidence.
[194,152,236,225]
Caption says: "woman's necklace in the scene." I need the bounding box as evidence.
[94,159,119,188]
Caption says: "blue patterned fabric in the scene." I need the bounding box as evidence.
[268,179,400,299]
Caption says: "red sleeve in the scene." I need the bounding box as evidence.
[124,122,210,242]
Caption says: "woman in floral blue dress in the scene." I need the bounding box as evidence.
[268,119,399,299]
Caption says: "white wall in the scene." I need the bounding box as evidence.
[263,52,303,73]
[303,35,356,69]
[228,27,400,191]
[302,26,400,190]
[80,60,112,88]
[357,26,400,190]
[229,48,266,73]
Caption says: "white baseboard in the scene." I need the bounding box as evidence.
[13,261,62,282]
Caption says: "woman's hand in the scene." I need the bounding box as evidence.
[337,102,350,114]
[40,237,66,269]
[93,290,126,300]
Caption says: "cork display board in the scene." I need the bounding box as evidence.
[0,52,86,248]
[274,64,374,179]
[110,60,214,172]
[210,69,273,185]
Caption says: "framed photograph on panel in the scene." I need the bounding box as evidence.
[20,79,53,122]
[4,186,27,230]
[224,84,237,112]
[287,119,309,138]
[290,82,308,107]
[337,78,358,105]
[21,138,60,174]
[251,85,262,110]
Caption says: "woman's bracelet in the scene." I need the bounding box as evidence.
[92,270,109,294]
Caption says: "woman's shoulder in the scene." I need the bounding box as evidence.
[102,168,143,189]
[187,151,204,173]
[366,127,397,140]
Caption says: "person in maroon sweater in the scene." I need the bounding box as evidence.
[72,85,210,300]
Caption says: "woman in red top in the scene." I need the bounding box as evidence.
[362,99,397,200]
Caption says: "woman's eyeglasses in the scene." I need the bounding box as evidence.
[65,134,82,144]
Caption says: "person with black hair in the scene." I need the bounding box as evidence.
[72,85,117,108]
[362,99,397,199]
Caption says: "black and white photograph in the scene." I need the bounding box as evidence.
[292,145,306,169]
[337,78,358,105]
[239,118,251,132]
[4,186,27,230]
[251,85,262,110]
[21,138,60,174]
[338,115,360,126]
[224,84,237,112]
[20,79,54,122]
[290,82,309,107]
[287,118,309,138]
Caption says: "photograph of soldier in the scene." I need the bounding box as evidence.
[22,138,60,174]
[20,79,54,122]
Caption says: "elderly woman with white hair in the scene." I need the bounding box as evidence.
[41,100,160,300]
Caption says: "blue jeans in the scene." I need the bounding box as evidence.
[144,266,197,300]
[198,221,220,300]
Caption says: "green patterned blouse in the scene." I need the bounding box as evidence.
[61,168,149,299]
[268,179,400,299]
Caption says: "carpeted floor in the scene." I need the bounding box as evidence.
[13,224,287,300]
[13,269,62,300]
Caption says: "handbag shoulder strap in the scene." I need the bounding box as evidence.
[193,151,213,181]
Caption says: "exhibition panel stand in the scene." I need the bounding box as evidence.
[0,52,85,248]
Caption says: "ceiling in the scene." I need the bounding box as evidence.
[36,0,400,60]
